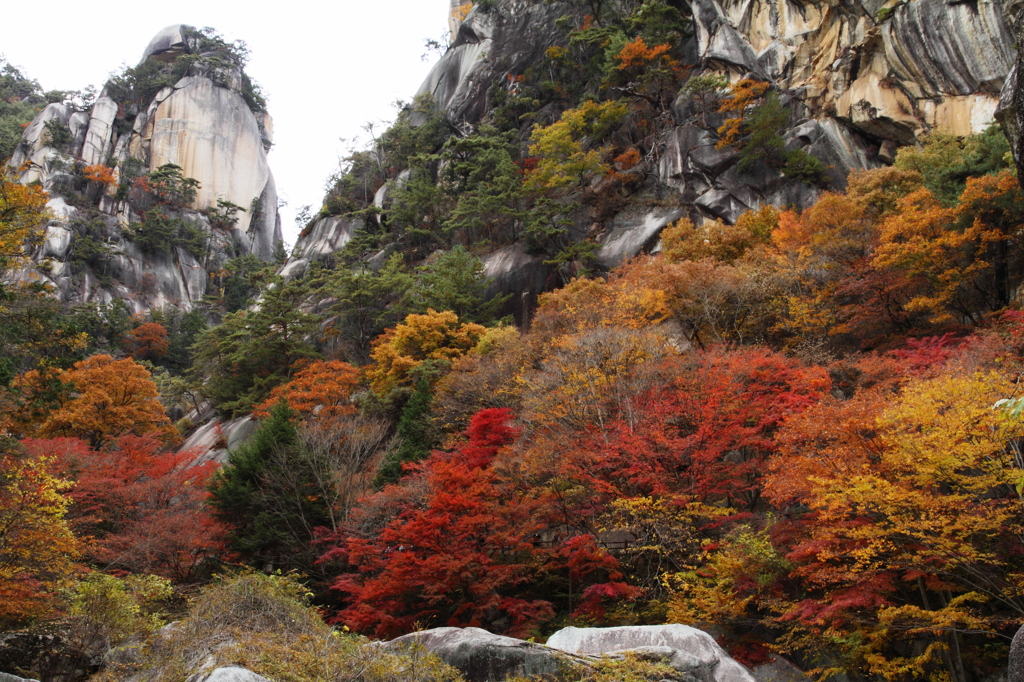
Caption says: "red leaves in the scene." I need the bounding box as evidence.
[331,409,551,638]
[26,435,228,582]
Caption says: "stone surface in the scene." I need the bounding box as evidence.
[596,208,686,269]
[1010,624,1024,682]
[142,24,193,63]
[186,667,271,682]
[178,414,258,467]
[749,654,808,682]
[6,25,282,313]
[483,243,553,323]
[997,13,1024,182]
[144,76,271,237]
[390,626,759,682]
[547,625,756,682]
[386,627,569,682]
[0,673,31,682]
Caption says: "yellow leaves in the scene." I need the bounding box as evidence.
[0,448,79,625]
[367,309,487,395]
[715,78,770,149]
[0,166,49,268]
[525,100,628,190]
[878,371,1021,494]
[452,2,474,22]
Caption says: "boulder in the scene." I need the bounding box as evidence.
[385,627,570,682]
[547,625,756,682]
[0,674,31,682]
[142,24,193,63]
[186,667,271,682]
[749,654,808,682]
[1010,624,1024,682]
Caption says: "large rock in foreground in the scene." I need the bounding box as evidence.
[385,625,756,682]
[1010,624,1024,682]
[386,627,569,681]
[547,625,756,682]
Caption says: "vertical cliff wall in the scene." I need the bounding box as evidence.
[7,24,282,313]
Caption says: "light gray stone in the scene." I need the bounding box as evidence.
[1010,624,1024,682]
[81,96,119,166]
[186,667,270,682]
[596,208,686,269]
[142,24,194,63]
[547,625,756,682]
[385,627,570,682]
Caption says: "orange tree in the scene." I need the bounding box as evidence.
[2,354,175,448]
[253,359,360,422]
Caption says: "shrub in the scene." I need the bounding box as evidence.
[96,571,464,682]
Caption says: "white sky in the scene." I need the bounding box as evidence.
[1,0,452,248]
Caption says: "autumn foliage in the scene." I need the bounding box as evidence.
[2,354,175,447]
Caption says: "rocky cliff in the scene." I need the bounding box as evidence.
[290,0,1018,314]
[6,24,282,314]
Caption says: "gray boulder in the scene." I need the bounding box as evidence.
[0,674,31,682]
[1010,624,1024,682]
[385,627,569,682]
[749,654,808,682]
[186,667,271,682]
[547,625,756,682]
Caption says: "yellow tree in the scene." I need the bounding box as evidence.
[366,309,487,394]
[775,371,1024,680]
[0,443,79,625]
[0,166,48,272]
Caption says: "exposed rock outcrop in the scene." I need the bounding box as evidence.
[7,24,282,314]
[547,625,755,682]
[186,667,271,682]
[384,625,756,682]
[386,627,571,681]
[1010,624,1024,682]
[291,0,1015,316]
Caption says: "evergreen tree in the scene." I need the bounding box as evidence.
[207,401,331,573]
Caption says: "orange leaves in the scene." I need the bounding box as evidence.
[124,321,170,361]
[253,359,360,421]
[3,354,175,448]
[615,37,672,71]
[83,164,117,189]
[716,78,769,149]
[367,309,486,395]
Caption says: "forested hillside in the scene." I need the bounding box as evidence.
[4,0,1024,680]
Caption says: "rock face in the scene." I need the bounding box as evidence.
[185,667,271,682]
[385,625,756,682]
[7,24,282,314]
[387,627,571,681]
[291,0,1015,316]
[547,625,756,682]
[0,673,31,682]
[1010,624,1024,682]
